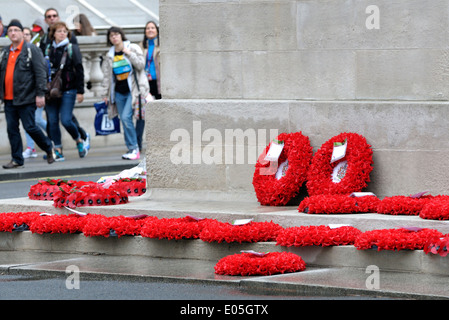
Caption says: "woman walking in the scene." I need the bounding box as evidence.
[44,21,87,161]
[136,21,161,151]
[101,26,149,160]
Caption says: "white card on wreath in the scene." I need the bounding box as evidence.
[240,250,269,257]
[264,139,284,162]
[349,192,376,197]
[328,224,352,229]
[231,218,253,226]
[330,139,347,163]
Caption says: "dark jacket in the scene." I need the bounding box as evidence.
[46,41,84,94]
[39,31,78,55]
[0,41,47,106]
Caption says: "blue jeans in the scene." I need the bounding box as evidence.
[25,107,47,149]
[115,91,138,151]
[4,101,53,165]
[45,89,80,149]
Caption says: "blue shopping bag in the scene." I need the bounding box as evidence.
[94,101,121,135]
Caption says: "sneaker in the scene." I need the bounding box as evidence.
[77,141,88,158]
[23,147,37,159]
[55,149,65,162]
[3,160,24,169]
[84,133,91,151]
[122,149,140,160]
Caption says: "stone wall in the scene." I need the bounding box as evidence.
[147,0,449,201]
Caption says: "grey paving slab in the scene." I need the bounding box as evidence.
[1,250,448,299]
[244,267,449,299]
[0,251,241,284]
[0,146,141,181]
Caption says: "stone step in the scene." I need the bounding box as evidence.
[0,195,448,279]
[1,231,448,277]
[1,195,449,233]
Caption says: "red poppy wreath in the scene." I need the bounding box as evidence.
[252,132,313,206]
[140,216,212,240]
[28,179,81,200]
[353,228,444,251]
[214,251,306,276]
[298,194,380,214]
[30,214,86,234]
[108,178,147,197]
[377,194,440,216]
[199,220,284,243]
[306,132,373,196]
[0,212,41,232]
[276,225,362,247]
[81,214,154,238]
[52,184,129,208]
[419,196,449,220]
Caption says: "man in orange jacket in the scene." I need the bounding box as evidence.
[0,19,55,169]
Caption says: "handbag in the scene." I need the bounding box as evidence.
[132,70,152,120]
[94,101,121,135]
[45,50,68,101]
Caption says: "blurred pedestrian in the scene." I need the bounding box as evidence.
[44,21,87,161]
[40,7,90,151]
[0,19,55,168]
[141,21,161,99]
[72,13,97,36]
[136,21,161,152]
[23,27,32,42]
[31,16,48,46]
[22,26,47,159]
[0,15,6,37]
[101,26,149,160]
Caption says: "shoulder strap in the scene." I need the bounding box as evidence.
[59,50,68,69]
[66,43,72,59]
[0,48,6,63]
[26,42,32,62]
[132,69,140,91]
[44,44,51,57]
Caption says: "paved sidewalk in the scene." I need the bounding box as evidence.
[0,145,142,181]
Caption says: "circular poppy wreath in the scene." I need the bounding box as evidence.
[28,179,80,201]
[0,212,41,232]
[105,178,147,197]
[252,132,313,206]
[30,214,86,235]
[52,184,129,208]
[29,178,146,203]
[276,225,362,247]
[140,216,213,240]
[298,194,380,214]
[377,194,443,216]
[306,132,373,196]
[353,228,444,251]
[419,196,449,220]
[214,252,306,276]
[81,214,154,238]
[199,220,284,243]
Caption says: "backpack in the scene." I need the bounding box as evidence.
[0,42,32,65]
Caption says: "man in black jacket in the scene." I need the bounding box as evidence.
[0,19,55,168]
